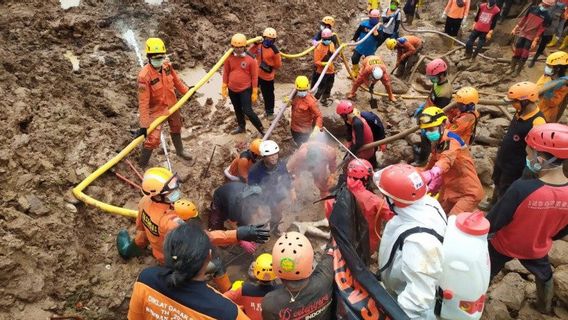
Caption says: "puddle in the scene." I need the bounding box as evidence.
[122,29,144,67]
[60,0,80,9]
[179,66,223,106]
[145,0,164,5]
[64,50,80,72]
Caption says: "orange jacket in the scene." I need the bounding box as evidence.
[290,93,323,133]
[248,43,282,81]
[138,62,189,128]
[228,150,256,182]
[444,0,470,19]
[446,110,479,144]
[314,42,336,74]
[223,54,258,93]
[350,55,393,97]
[397,35,422,62]
[537,75,568,122]
[287,141,337,194]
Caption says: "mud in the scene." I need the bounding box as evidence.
[1,0,567,319]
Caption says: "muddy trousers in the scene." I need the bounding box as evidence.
[465,30,488,57]
[259,78,275,115]
[514,37,532,59]
[532,34,554,63]
[489,242,552,282]
[311,72,335,100]
[228,88,264,132]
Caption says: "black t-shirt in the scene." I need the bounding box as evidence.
[212,181,248,224]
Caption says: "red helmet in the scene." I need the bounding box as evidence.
[336,100,354,115]
[347,159,373,179]
[376,164,427,207]
[426,58,448,76]
[526,123,568,159]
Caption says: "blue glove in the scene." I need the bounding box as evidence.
[413,102,426,118]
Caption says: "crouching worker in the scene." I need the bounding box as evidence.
[287,140,337,198]
[347,55,397,102]
[336,100,378,168]
[385,36,423,79]
[447,86,480,144]
[225,138,262,182]
[127,221,251,319]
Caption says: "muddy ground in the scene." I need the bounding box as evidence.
[1,0,567,319]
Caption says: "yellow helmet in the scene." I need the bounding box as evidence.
[250,138,262,156]
[263,27,277,38]
[418,106,448,129]
[385,38,397,50]
[141,167,178,196]
[546,51,568,66]
[253,253,276,281]
[231,33,247,47]
[295,75,310,91]
[322,16,336,27]
[454,87,479,105]
[146,38,166,55]
[174,199,198,220]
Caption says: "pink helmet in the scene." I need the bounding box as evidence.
[542,0,555,6]
[526,123,568,159]
[336,100,354,115]
[369,9,381,18]
[321,28,333,39]
[426,58,448,76]
[347,159,373,179]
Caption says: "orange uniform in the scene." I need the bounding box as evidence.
[138,61,189,149]
[227,150,257,182]
[426,131,484,215]
[314,42,336,74]
[290,93,323,133]
[444,0,471,19]
[287,141,337,197]
[248,43,282,81]
[446,110,479,144]
[396,35,423,62]
[349,55,394,98]
[536,75,568,122]
[223,54,258,93]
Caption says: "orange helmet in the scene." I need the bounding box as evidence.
[174,199,198,220]
[454,87,479,105]
[322,16,335,27]
[272,232,314,280]
[250,138,262,156]
[263,27,277,39]
[506,81,539,103]
[375,164,427,208]
[231,33,247,47]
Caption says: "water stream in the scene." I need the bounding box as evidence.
[123,29,144,68]
[60,0,80,9]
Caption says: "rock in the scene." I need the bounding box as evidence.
[478,104,505,118]
[490,272,527,311]
[554,306,568,318]
[225,13,240,24]
[549,240,568,267]
[525,281,536,300]
[554,265,568,305]
[11,134,30,149]
[17,195,30,212]
[484,117,510,139]
[504,259,530,275]
[390,77,409,94]
[65,203,77,214]
[27,194,50,216]
[471,146,493,186]
[322,114,346,139]
[64,189,80,204]
[480,299,511,320]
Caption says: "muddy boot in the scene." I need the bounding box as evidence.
[506,57,519,75]
[471,51,479,62]
[138,148,153,168]
[213,273,232,293]
[255,125,265,137]
[351,64,360,79]
[547,35,558,47]
[535,277,554,314]
[464,46,473,59]
[406,14,414,25]
[560,36,568,50]
[528,56,537,68]
[514,59,526,77]
[171,133,192,161]
[231,127,246,135]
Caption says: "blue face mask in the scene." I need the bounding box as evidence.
[425,130,441,142]
[322,39,332,45]
[165,189,181,203]
[526,157,539,173]
[539,5,547,11]
[429,76,439,84]
[262,39,274,47]
[369,18,379,25]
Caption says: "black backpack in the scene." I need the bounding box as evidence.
[361,111,386,141]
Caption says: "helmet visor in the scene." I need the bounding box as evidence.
[418,113,443,126]
[161,173,180,194]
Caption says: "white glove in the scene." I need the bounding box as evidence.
[461,17,467,27]
[441,11,447,20]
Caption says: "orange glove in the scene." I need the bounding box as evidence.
[221,83,228,98]
[531,38,539,51]
[251,87,258,104]
[511,26,518,36]
[487,30,494,40]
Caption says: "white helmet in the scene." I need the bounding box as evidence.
[259,140,280,156]
[372,67,384,80]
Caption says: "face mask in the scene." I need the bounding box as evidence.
[262,39,274,47]
[322,39,332,45]
[390,4,397,10]
[297,91,308,97]
[369,18,379,25]
[544,65,555,76]
[488,0,496,6]
[233,50,246,57]
[165,189,181,203]
[429,76,439,84]
[425,130,441,142]
[150,58,164,69]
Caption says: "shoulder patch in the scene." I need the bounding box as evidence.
[150,78,160,86]
[141,210,159,236]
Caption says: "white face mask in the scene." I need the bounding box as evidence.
[150,57,164,69]
[544,65,555,76]
[297,91,308,97]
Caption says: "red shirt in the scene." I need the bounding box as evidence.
[223,54,258,93]
[474,3,501,33]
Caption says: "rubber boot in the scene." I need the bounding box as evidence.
[464,47,472,59]
[352,64,360,78]
[231,127,246,134]
[560,37,568,50]
[506,57,519,75]
[547,35,558,47]
[139,148,153,168]
[117,230,143,259]
[406,14,414,26]
[514,59,526,77]
[213,273,232,293]
[528,56,537,68]
[471,50,479,61]
[535,277,554,314]
[171,133,192,161]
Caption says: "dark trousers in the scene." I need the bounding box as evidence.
[259,78,275,115]
[444,17,462,37]
[228,87,264,131]
[376,31,393,50]
[496,0,513,20]
[414,134,432,164]
[533,34,554,61]
[514,37,532,59]
[465,30,488,54]
[291,130,311,146]
[311,72,335,100]
[489,242,552,282]
[397,48,421,78]
[490,164,522,205]
[351,50,364,65]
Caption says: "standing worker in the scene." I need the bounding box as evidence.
[136,38,193,168]
[222,33,265,136]
[464,0,500,61]
[312,16,340,47]
[290,76,323,145]
[248,28,282,119]
[336,100,378,167]
[442,0,471,46]
[536,51,568,122]
[378,0,402,47]
[403,0,420,25]
[347,55,397,102]
[312,28,337,106]
[385,35,423,79]
[447,86,480,144]
[224,138,262,182]
[487,124,568,314]
[351,9,382,78]
[529,0,566,67]
[418,107,484,215]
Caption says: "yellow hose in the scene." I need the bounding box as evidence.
[281,45,316,59]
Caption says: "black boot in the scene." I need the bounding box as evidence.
[139,148,153,168]
[506,57,518,75]
[231,127,246,134]
[171,133,192,161]
[514,59,526,76]
[528,56,537,68]
[535,277,554,314]
[464,48,472,59]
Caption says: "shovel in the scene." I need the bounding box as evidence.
[369,84,378,109]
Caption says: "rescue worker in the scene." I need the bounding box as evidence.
[136,38,193,168]
[487,123,568,314]
[385,35,423,79]
[290,75,323,145]
[368,0,380,12]
[442,0,471,45]
[261,232,334,320]
[336,100,377,168]
[530,0,566,67]
[545,0,568,48]
[418,107,484,214]
[490,82,546,207]
[378,0,402,48]
[248,28,282,119]
[509,0,553,76]
[446,86,480,144]
[224,138,262,182]
[351,9,382,78]
[376,164,448,319]
[312,16,340,47]
[222,33,265,135]
[287,141,337,198]
[312,28,336,106]
[403,0,420,25]
[347,55,397,102]
[248,140,293,235]
[464,0,500,60]
[536,51,568,122]
[224,253,280,320]
[127,222,251,319]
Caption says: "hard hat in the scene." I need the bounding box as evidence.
[390,0,401,5]
[250,138,262,156]
[546,51,568,66]
[542,0,555,6]
[259,140,279,156]
[336,100,354,115]
[454,87,479,105]
[263,27,277,39]
[322,16,335,27]
[321,28,333,39]
[506,81,539,102]
[418,106,448,129]
[385,38,397,50]
[272,232,314,281]
[295,75,310,91]
[426,58,448,76]
[174,199,198,220]
[526,123,568,159]
[253,253,277,281]
[141,167,178,196]
[369,9,381,18]
[376,164,427,207]
[231,33,247,47]
[145,38,166,55]
[397,37,408,44]
[347,159,373,179]
[372,66,384,80]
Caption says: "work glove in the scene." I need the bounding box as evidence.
[239,240,257,254]
[135,128,147,138]
[511,26,518,36]
[427,174,443,194]
[441,11,447,20]
[412,102,426,118]
[380,144,387,152]
[531,38,539,51]
[321,61,328,66]
[270,44,280,54]
[236,224,270,243]
[420,166,443,192]
[251,87,259,104]
[373,29,380,36]
[230,280,244,291]
[221,83,228,98]
[312,39,319,47]
[487,30,494,40]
